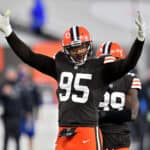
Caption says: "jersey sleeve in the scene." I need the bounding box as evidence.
[102,39,144,84]
[6,32,57,79]
[128,73,142,90]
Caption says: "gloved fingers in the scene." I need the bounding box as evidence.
[135,10,145,30]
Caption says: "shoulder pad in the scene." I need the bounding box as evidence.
[127,73,142,89]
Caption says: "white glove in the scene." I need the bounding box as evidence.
[135,11,145,41]
[0,10,12,37]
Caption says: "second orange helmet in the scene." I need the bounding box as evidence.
[96,41,126,59]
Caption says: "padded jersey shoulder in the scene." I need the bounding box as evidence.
[126,72,142,90]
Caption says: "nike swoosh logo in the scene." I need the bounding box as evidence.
[82,139,90,144]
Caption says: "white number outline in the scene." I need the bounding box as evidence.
[59,72,92,103]
[99,91,125,111]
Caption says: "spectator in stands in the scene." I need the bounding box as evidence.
[18,63,42,150]
[0,67,24,150]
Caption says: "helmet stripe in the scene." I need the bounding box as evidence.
[104,41,111,54]
[72,26,77,41]
[102,43,106,54]
[76,26,79,40]
[107,42,112,54]
[70,27,74,41]
[71,26,79,41]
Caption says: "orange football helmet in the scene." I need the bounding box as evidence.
[96,41,126,59]
[62,25,92,65]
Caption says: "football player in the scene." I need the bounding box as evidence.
[0,11,145,150]
[97,41,141,150]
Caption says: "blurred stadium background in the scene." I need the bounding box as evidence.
[0,0,150,150]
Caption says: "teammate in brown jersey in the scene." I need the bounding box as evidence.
[0,11,145,150]
[97,41,141,150]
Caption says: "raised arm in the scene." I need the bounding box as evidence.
[103,11,145,83]
[6,32,57,79]
[0,11,57,79]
